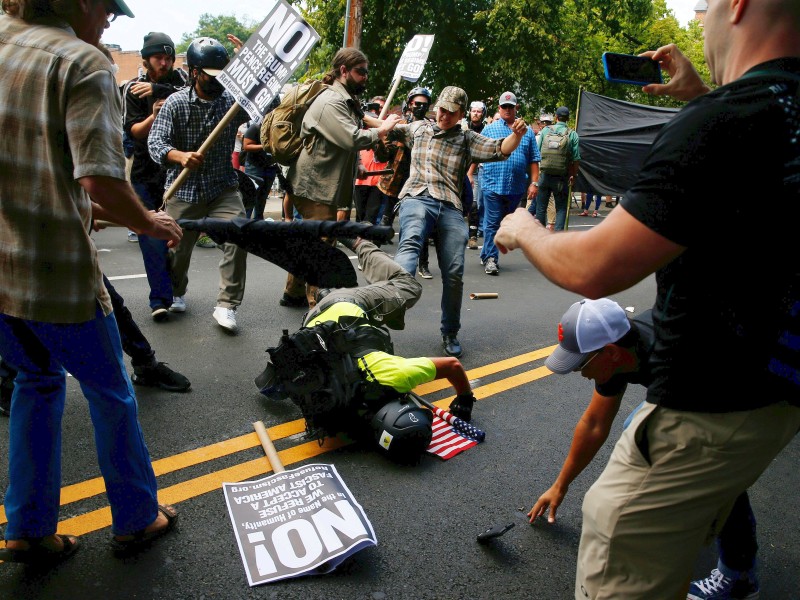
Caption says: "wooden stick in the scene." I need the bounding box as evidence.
[253,421,285,473]
[469,292,499,300]
[163,103,241,203]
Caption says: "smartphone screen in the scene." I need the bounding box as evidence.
[602,52,662,86]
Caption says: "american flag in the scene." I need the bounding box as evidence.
[426,406,484,461]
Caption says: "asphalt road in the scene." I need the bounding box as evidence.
[1,213,797,599]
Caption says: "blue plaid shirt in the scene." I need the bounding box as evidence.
[479,119,540,195]
[148,87,248,203]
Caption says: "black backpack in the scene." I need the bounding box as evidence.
[256,316,396,442]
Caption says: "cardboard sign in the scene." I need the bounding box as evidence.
[223,463,377,586]
[217,0,320,121]
[392,34,435,83]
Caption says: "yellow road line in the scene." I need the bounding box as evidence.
[0,346,557,533]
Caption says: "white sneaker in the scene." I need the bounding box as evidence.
[169,296,186,313]
[213,306,238,332]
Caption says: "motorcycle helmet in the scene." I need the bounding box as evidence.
[186,37,229,76]
[371,397,433,463]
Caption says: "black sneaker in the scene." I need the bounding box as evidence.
[132,362,191,392]
[418,266,433,279]
[151,305,169,322]
[443,335,462,358]
[279,293,309,308]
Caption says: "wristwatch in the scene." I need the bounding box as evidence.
[531,182,539,186]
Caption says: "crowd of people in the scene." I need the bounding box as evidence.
[1,1,798,599]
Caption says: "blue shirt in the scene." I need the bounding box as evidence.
[148,87,248,203]
[479,119,540,195]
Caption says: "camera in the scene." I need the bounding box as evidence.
[602,52,662,86]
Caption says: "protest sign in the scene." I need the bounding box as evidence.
[223,463,377,586]
[217,0,320,121]
[392,34,435,83]
[380,34,435,119]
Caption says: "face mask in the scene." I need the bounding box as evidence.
[198,76,224,99]
[411,103,429,120]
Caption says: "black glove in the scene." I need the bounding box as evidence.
[448,391,475,423]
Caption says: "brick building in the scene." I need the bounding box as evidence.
[108,46,188,85]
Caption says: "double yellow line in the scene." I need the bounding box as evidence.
[0,346,556,537]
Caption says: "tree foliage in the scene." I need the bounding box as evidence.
[175,13,258,57]
[174,2,713,120]
[300,0,709,119]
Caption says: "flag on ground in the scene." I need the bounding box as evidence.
[426,414,480,460]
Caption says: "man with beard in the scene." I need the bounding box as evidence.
[279,47,401,310]
[148,36,250,334]
[124,32,187,321]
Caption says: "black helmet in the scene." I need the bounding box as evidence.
[406,86,432,104]
[186,37,229,76]
[371,397,432,464]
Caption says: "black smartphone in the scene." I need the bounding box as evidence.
[602,52,662,86]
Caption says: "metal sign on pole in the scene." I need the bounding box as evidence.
[164,0,320,201]
[379,34,435,119]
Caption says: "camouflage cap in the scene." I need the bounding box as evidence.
[435,86,468,113]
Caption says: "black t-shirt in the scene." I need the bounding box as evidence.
[123,70,187,186]
[595,310,655,398]
[243,122,276,173]
[621,58,800,412]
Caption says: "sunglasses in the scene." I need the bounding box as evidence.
[575,348,602,371]
[500,104,516,109]
[352,67,369,77]
[107,12,118,22]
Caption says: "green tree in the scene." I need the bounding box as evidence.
[176,13,257,57]
[299,0,704,118]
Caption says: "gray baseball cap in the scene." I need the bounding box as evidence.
[545,299,631,374]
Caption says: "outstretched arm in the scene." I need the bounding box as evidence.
[529,391,622,524]
[494,205,683,298]
[429,357,471,395]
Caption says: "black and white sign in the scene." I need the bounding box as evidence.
[392,34,435,83]
[223,463,377,586]
[217,0,320,121]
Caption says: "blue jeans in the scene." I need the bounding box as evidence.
[394,196,467,336]
[132,180,173,309]
[0,305,160,537]
[480,190,524,264]
[531,173,570,230]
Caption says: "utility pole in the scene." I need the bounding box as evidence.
[343,0,363,48]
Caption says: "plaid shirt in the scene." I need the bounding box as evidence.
[395,121,506,212]
[148,86,248,203]
[0,18,119,322]
[480,119,540,195]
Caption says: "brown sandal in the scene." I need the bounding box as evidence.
[0,534,79,565]
[110,504,178,556]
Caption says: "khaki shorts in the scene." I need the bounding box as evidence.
[575,401,800,599]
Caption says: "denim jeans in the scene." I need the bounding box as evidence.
[531,173,570,230]
[0,305,160,537]
[132,180,173,310]
[480,190,524,264]
[394,196,467,336]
